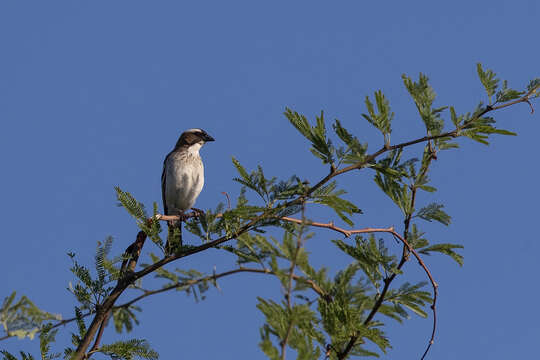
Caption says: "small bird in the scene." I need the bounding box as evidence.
[161,128,215,252]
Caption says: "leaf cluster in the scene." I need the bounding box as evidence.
[67,251,114,310]
[0,293,60,341]
[115,187,163,250]
[362,91,394,145]
[98,339,158,360]
[402,73,446,136]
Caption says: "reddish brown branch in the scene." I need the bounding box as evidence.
[331,226,437,360]
[280,217,394,238]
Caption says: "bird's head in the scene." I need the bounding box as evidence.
[175,128,215,151]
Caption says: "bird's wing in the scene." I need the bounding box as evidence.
[161,152,171,215]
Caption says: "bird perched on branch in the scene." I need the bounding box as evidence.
[162,128,215,253]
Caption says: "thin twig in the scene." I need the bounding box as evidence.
[222,192,231,210]
[117,267,327,310]
[279,217,393,238]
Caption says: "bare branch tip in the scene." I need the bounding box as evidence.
[525,99,534,114]
[221,191,232,209]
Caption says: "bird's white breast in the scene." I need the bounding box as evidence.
[165,150,204,213]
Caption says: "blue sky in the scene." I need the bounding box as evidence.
[1,1,539,359]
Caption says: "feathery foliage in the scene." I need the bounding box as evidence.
[362,90,394,145]
[98,339,158,360]
[285,108,335,165]
[3,64,538,360]
[0,293,60,341]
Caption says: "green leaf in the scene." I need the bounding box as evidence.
[402,73,445,135]
[259,325,280,360]
[477,63,499,103]
[0,350,18,360]
[419,243,464,266]
[333,120,368,164]
[112,306,141,333]
[285,108,334,165]
[333,235,397,289]
[39,324,60,360]
[461,112,517,145]
[99,339,158,360]
[415,203,451,226]
[0,293,60,341]
[115,187,147,222]
[385,282,431,319]
[74,307,86,338]
[449,106,464,128]
[311,181,361,226]
[527,78,540,98]
[362,90,394,143]
[496,80,524,103]
[231,158,278,203]
[232,156,250,184]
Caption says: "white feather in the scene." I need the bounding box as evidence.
[164,144,204,214]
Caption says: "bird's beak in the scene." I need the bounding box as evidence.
[203,133,215,142]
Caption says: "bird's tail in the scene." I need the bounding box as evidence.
[165,219,182,255]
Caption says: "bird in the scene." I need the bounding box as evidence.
[161,128,215,253]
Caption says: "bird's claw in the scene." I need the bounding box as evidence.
[178,213,191,222]
[191,208,205,217]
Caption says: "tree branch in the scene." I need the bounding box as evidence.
[0,266,328,345]
[116,267,327,310]
[278,213,438,360]
[69,95,533,359]
[73,231,147,360]
[87,310,111,356]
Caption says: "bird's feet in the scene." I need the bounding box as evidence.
[167,212,190,225]
[190,207,205,218]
